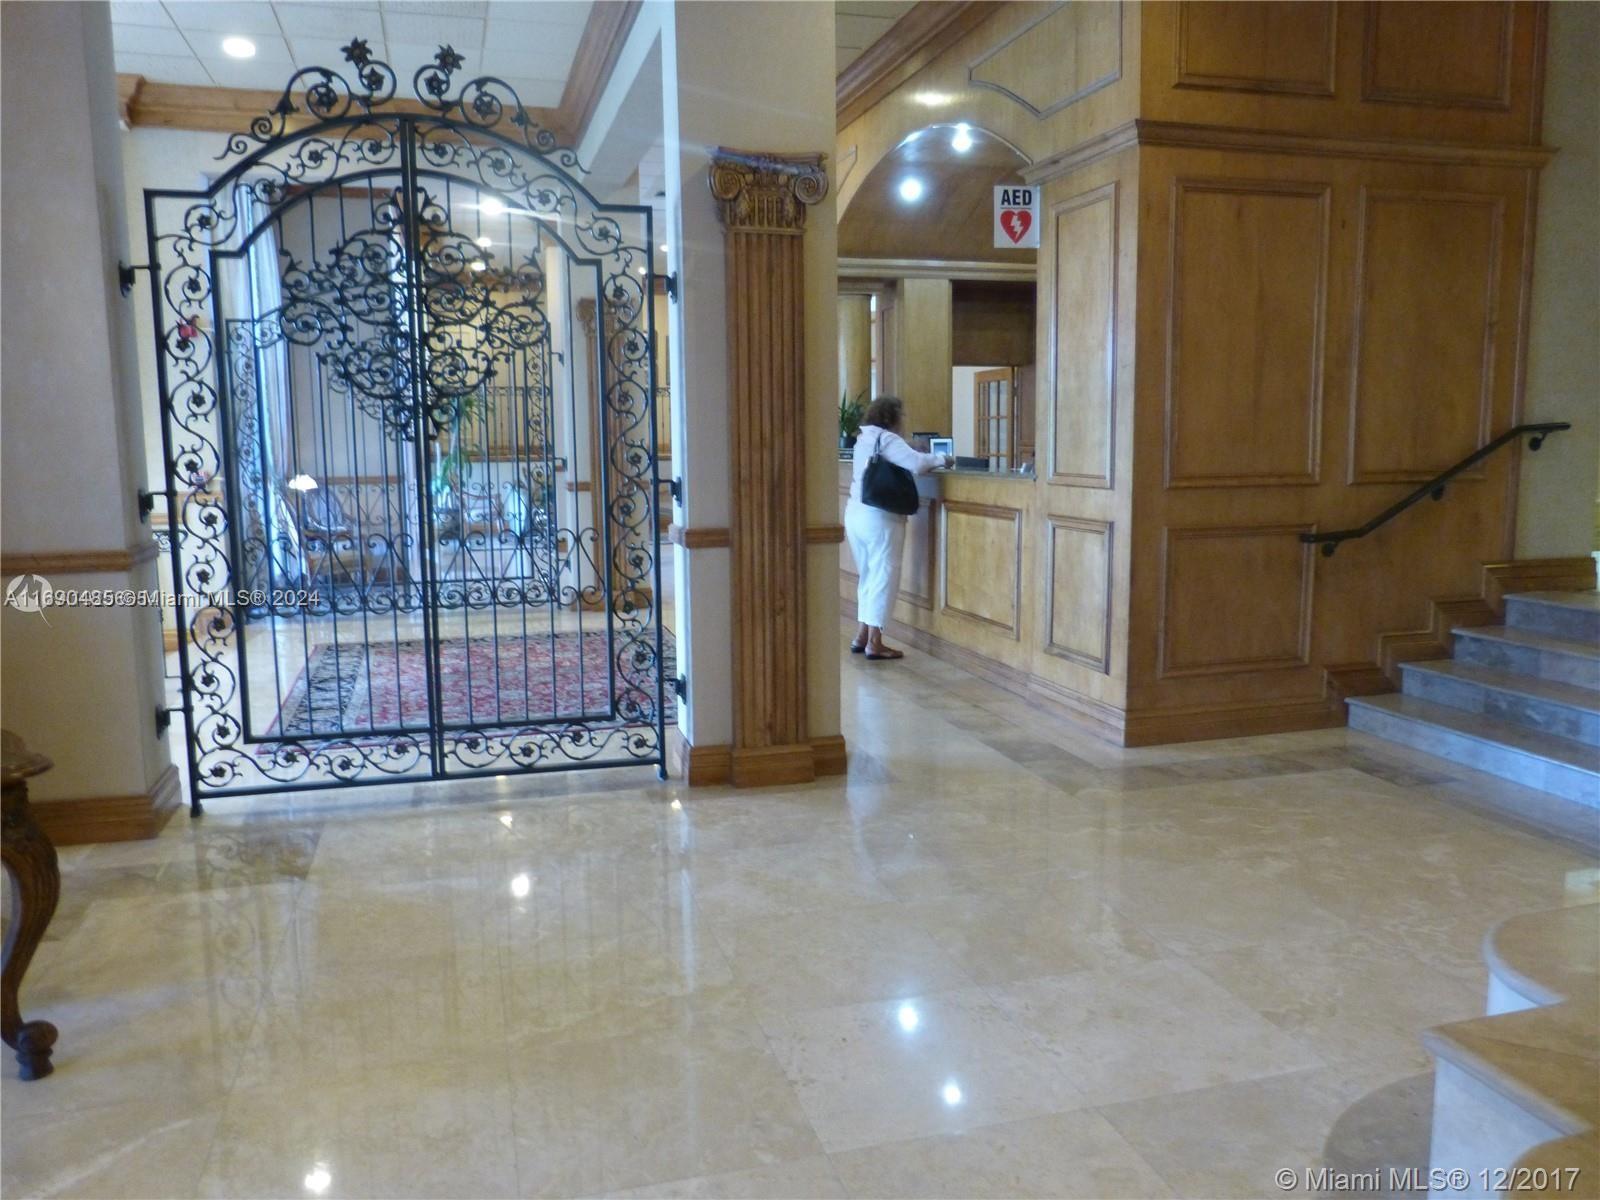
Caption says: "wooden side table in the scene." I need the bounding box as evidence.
[2,729,59,1080]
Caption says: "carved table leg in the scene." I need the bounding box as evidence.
[3,780,60,1080]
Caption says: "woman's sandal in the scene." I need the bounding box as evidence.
[850,642,867,654]
[865,647,904,661]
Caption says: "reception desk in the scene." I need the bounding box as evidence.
[838,458,1089,715]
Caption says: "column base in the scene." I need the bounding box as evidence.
[670,730,849,786]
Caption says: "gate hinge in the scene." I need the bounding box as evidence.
[118,260,157,297]
[155,705,178,737]
[674,674,687,700]
[137,488,160,523]
[668,477,684,506]
[662,272,678,302]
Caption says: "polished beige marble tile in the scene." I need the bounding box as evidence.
[991,959,1325,1106]
[0,975,262,1117]
[1099,1061,1434,1199]
[1,1094,220,1199]
[709,902,972,1013]
[606,1154,847,1199]
[1189,931,1484,1066]
[506,1021,823,1197]
[762,987,1087,1154]
[829,1109,1174,1199]
[906,873,1167,985]
[29,882,299,995]
[198,1056,518,1199]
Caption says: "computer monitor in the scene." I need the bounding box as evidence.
[928,437,954,462]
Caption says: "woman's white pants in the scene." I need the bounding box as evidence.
[845,498,907,628]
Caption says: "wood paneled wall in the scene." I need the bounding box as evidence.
[838,0,1551,745]
[894,277,954,434]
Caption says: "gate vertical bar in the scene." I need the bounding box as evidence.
[400,117,444,777]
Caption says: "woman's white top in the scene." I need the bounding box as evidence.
[847,425,945,505]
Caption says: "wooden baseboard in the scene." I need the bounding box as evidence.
[670,729,848,786]
[31,764,181,846]
[1482,557,1597,612]
[731,743,816,788]
[811,733,848,776]
[1120,697,1343,747]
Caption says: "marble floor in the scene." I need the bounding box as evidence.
[4,634,1597,1199]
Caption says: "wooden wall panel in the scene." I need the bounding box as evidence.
[969,1,1123,119]
[1349,189,1502,483]
[1048,183,1117,488]
[894,277,954,436]
[1140,2,1546,148]
[1175,1,1336,97]
[899,497,938,610]
[941,500,1023,636]
[1159,525,1313,677]
[1045,516,1112,671]
[1166,179,1327,487]
[1362,1,1512,110]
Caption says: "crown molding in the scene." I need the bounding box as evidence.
[836,1,1001,130]
[838,256,1035,282]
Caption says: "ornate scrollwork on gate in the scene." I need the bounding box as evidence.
[147,41,665,797]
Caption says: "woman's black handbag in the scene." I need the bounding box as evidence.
[861,452,920,516]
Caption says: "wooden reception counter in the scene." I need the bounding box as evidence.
[835,457,1130,735]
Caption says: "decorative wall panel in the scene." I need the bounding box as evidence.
[1159,525,1313,676]
[969,1,1122,119]
[899,498,938,610]
[1362,1,1512,110]
[1045,516,1112,671]
[1049,183,1116,488]
[1349,188,1502,483]
[1176,1,1336,97]
[1166,179,1328,487]
[941,500,1023,636]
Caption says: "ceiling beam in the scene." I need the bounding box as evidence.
[117,76,570,143]
[836,1,1002,130]
[560,0,644,145]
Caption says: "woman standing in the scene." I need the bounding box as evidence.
[845,396,951,660]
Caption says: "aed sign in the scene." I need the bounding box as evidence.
[994,185,1039,249]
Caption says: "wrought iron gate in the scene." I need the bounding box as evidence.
[145,43,665,802]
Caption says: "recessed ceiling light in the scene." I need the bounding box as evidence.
[659,244,668,253]
[911,90,953,108]
[475,235,492,248]
[480,197,506,218]
[898,177,925,203]
[951,124,973,153]
[221,36,256,59]
[470,260,486,272]
[637,266,647,276]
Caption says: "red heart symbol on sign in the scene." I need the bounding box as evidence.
[1000,208,1032,244]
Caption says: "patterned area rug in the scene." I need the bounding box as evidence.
[269,631,672,736]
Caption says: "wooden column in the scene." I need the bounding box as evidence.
[710,148,829,787]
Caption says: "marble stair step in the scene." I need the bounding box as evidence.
[1451,626,1600,691]
[1400,660,1600,747]
[1347,694,1599,807]
[1505,590,1600,645]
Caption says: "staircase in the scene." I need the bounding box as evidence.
[1348,591,1600,811]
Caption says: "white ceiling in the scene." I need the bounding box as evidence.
[110,1,594,107]
[835,0,916,75]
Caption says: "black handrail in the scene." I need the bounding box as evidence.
[1301,422,1572,557]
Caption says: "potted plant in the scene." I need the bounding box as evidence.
[839,389,866,451]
